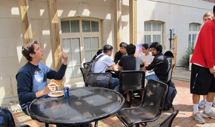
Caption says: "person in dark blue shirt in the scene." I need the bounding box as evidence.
[16,40,68,115]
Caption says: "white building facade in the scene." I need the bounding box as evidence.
[0,0,214,101]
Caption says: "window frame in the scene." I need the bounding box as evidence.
[144,21,163,44]
[188,23,201,47]
[60,17,102,81]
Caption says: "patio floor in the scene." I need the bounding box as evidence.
[12,79,215,127]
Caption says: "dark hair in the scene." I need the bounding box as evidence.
[120,42,128,48]
[103,44,113,53]
[142,43,150,50]
[150,42,162,53]
[91,49,103,60]
[126,44,136,55]
[97,49,103,55]
[214,5,215,13]
[22,40,38,61]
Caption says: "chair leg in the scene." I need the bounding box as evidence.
[94,121,98,127]
[140,122,147,126]
[129,92,132,107]
[172,106,175,111]
[135,123,139,127]
[45,123,49,127]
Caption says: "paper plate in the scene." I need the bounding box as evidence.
[48,90,64,97]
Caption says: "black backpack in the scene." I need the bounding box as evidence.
[0,107,15,127]
[83,54,104,73]
[163,80,177,111]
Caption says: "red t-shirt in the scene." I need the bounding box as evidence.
[190,20,215,68]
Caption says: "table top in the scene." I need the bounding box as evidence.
[28,87,125,124]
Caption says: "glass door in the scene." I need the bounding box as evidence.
[84,37,100,62]
[62,38,82,80]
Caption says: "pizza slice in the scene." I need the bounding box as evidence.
[51,79,60,87]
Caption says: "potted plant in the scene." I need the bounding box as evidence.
[181,45,194,70]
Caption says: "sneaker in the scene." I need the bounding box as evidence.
[202,110,215,119]
[212,99,215,107]
[198,100,206,108]
[192,112,205,124]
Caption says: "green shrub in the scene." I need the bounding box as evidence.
[181,45,194,67]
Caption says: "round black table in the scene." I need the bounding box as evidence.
[28,87,125,125]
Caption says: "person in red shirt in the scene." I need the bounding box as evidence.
[190,5,215,124]
[194,12,214,109]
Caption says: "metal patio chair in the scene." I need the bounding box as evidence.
[80,67,89,82]
[116,79,168,127]
[119,70,145,106]
[85,72,112,89]
[157,110,179,127]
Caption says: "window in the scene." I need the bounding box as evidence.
[144,21,163,44]
[84,37,99,62]
[61,20,99,33]
[188,23,201,47]
[63,38,81,79]
[61,18,101,81]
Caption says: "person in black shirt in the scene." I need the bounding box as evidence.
[118,44,144,106]
[118,44,144,71]
[143,42,169,83]
[114,42,128,64]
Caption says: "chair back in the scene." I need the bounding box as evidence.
[157,110,179,127]
[164,51,174,71]
[80,67,89,82]
[119,70,145,93]
[85,73,112,89]
[166,64,175,83]
[141,79,168,120]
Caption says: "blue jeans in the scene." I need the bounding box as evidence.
[145,73,163,83]
[112,78,119,92]
[96,77,119,92]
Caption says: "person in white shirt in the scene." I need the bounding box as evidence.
[93,44,119,92]
[140,43,154,66]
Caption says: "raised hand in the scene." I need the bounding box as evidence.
[59,52,68,65]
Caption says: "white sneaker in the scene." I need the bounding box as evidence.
[212,99,215,107]
[198,100,206,108]
[192,112,205,124]
[202,110,215,119]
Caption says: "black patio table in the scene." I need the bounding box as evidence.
[106,69,120,78]
[28,87,125,126]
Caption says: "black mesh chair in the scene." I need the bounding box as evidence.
[119,70,145,92]
[116,79,168,127]
[119,70,145,105]
[85,73,112,89]
[80,67,89,82]
[164,51,174,67]
[166,64,175,84]
[157,110,179,127]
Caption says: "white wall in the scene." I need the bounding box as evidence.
[0,0,116,99]
[0,0,213,99]
[136,0,213,65]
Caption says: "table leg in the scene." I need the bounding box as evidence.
[94,121,98,127]
[45,123,49,127]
